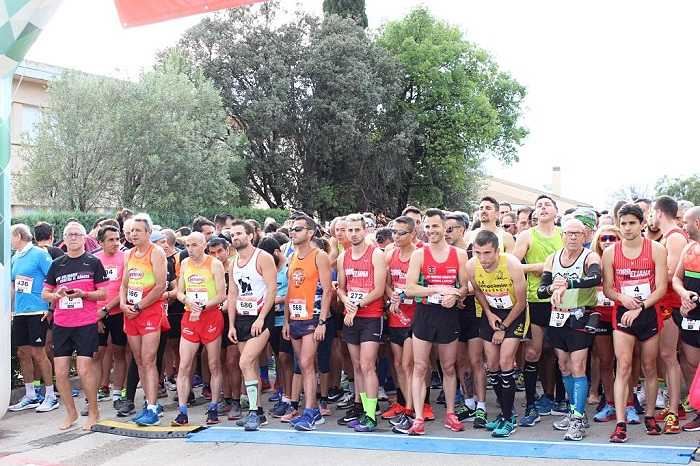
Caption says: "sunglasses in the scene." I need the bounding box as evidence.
[502,223,515,229]
[391,229,410,236]
[445,226,463,233]
[290,226,308,233]
[600,235,618,242]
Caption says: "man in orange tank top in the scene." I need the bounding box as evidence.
[602,204,668,442]
[119,214,167,426]
[652,196,689,432]
[337,213,386,432]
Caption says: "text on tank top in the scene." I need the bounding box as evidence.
[419,245,459,307]
[232,248,267,316]
[474,254,516,310]
[343,245,383,318]
[127,244,158,306]
[613,238,656,305]
[552,248,597,309]
[183,255,217,312]
[287,248,320,320]
[389,247,415,327]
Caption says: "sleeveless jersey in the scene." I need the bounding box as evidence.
[525,227,563,302]
[287,248,320,321]
[595,285,615,322]
[474,254,516,311]
[551,248,597,309]
[182,255,217,312]
[418,245,459,308]
[232,248,268,317]
[682,243,700,317]
[126,244,163,311]
[658,228,688,310]
[343,245,383,318]
[388,247,416,327]
[613,238,656,307]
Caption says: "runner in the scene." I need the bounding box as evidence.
[517,207,533,235]
[227,220,277,431]
[382,216,418,434]
[672,206,700,431]
[42,221,108,430]
[336,213,386,432]
[602,203,668,442]
[9,224,57,414]
[406,209,469,435]
[538,218,601,441]
[468,229,528,437]
[513,194,564,426]
[283,215,332,431]
[120,213,168,426]
[468,197,515,253]
[171,232,227,426]
[652,196,689,433]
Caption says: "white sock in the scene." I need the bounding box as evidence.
[465,397,476,410]
[477,400,487,411]
[112,390,121,401]
[25,383,36,399]
[148,403,158,413]
[282,396,291,404]
[45,385,55,397]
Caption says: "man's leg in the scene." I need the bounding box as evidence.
[659,319,681,415]
[411,337,433,421]
[469,338,487,410]
[55,356,77,429]
[438,340,459,414]
[175,338,198,414]
[205,337,223,408]
[359,341,380,421]
[140,331,162,408]
[499,339,521,421]
[613,331,636,424]
[640,335,660,419]
[524,323,545,408]
[401,337,414,412]
[239,331,271,413]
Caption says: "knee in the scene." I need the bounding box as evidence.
[660,346,678,365]
[441,362,456,378]
[525,346,541,362]
[30,347,47,361]
[642,359,657,378]
[616,359,632,378]
[77,364,91,379]
[360,359,376,375]
[499,357,514,372]
[412,360,429,377]
[300,356,315,373]
[209,360,222,376]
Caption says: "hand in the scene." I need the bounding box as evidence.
[488,314,501,332]
[282,322,290,341]
[124,305,139,320]
[344,298,359,314]
[251,317,264,337]
[41,311,52,323]
[551,288,566,307]
[552,276,568,291]
[55,286,69,298]
[390,291,401,307]
[619,294,642,311]
[97,320,106,334]
[492,330,505,345]
[344,312,355,327]
[314,324,326,342]
[442,287,461,297]
[189,309,201,322]
[441,294,458,309]
[389,301,400,314]
[680,290,699,315]
[620,308,641,327]
[69,289,85,299]
[228,325,238,344]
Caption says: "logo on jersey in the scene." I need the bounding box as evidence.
[428,266,436,275]
[292,268,305,287]
[188,274,205,285]
[238,275,252,295]
[129,269,144,280]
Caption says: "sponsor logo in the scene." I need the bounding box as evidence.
[188,274,205,285]
[428,266,436,275]
[292,268,305,287]
[129,269,144,280]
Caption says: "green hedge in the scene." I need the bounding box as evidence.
[11,208,290,234]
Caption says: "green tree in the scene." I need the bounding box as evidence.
[378,8,528,212]
[656,175,700,205]
[18,65,245,215]
[177,2,412,218]
[322,0,368,28]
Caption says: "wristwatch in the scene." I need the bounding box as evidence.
[318,318,327,326]
[497,322,507,331]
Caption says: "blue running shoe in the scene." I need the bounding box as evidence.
[535,395,554,416]
[171,412,189,426]
[594,403,616,423]
[520,406,541,427]
[271,401,289,418]
[135,409,160,426]
[244,412,263,431]
[347,414,366,429]
[8,396,41,411]
[191,374,204,388]
[132,405,148,423]
[312,408,325,426]
[156,404,164,417]
[625,405,640,425]
[354,415,377,432]
[71,388,80,398]
[552,401,569,416]
[268,389,282,403]
[293,409,317,431]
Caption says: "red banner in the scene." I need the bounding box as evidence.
[114,0,267,28]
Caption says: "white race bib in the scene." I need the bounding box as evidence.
[395,288,413,305]
[621,280,651,301]
[236,295,259,316]
[597,291,613,307]
[289,298,308,319]
[682,317,700,331]
[127,287,143,305]
[486,292,513,310]
[106,267,119,281]
[348,289,367,306]
[427,293,443,305]
[60,296,84,310]
[549,309,570,328]
[14,275,33,294]
[186,290,208,307]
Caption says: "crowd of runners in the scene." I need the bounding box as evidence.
[8,194,700,444]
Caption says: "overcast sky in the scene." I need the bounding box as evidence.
[25,0,700,209]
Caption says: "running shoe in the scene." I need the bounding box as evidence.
[626,405,640,425]
[268,388,282,403]
[244,411,264,431]
[354,415,378,432]
[312,408,325,426]
[191,374,203,388]
[683,396,695,413]
[553,412,572,431]
[35,396,59,413]
[338,405,359,425]
[486,414,504,431]
[228,400,242,421]
[337,392,354,410]
[346,414,366,429]
[80,399,89,417]
[644,416,661,435]
[552,401,569,415]
[9,396,41,412]
[157,384,168,399]
[609,423,628,443]
[564,416,585,441]
[408,418,426,436]
[382,403,405,420]
[391,413,413,434]
[535,394,554,416]
[423,403,435,421]
[135,408,160,426]
[656,388,668,409]
[492,417,517,437]
[71,388,80,398]
[456,404,476,422]
[281,407,299,423]
[678,404,688,419]
[97,387,110,402]
[117,400,136,417]
[319,400,332,417]
[378,386,388,402]
[472,408,487,429]
[663,413,681,434]
[430,371,442,389]
[327,388,344,403]
[293,409,317,431]
[594,403,616,423]
[206,408,220,425]
[520,406,541,427]
[436,390,446,405]
[683,414,700,432]
[171,412,189,427]
[271,400,290,418]
[444,412,464,432]
[164,377,177,392]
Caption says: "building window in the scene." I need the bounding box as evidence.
[21,104,42,143]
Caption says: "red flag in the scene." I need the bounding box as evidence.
[114,0,268,28]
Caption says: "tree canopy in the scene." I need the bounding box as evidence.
[656,174,700,206]
[322,0,368,28]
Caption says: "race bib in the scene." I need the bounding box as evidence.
[597,291,613,307]
[186,290,208,307]
[485,292,513,310]
[549,309,570,327]
[395,288,413,305]
[621,280,651,301]
[60,296,84,310]
[105,267,119,281]
[682,317,700,331]
[236,295,259,316]
[348,289,367,306]
[14,275,33,294]
[127,287,143,305]
[289,298,308,319]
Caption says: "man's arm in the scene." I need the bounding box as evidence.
[316,251,333,321]
[666,234,687,282]
[258,252,278,319]
[646,242,669,308]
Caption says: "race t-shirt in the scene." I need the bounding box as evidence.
[11,244,53,315]
[94,250,125,315]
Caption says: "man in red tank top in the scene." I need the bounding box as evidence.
[405,209,469,435]
[602,203,668,442]
[337,213,386,432]
[652,196,689,432]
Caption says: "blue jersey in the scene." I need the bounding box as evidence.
[11,245,53,315]
[275,262,289,327]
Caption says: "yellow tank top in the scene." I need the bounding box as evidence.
[182,255,217,311]
[126,244,157,306]
[474,254,517,311]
